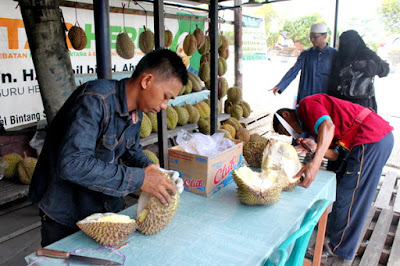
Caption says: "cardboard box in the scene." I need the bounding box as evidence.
[168,141,243,197]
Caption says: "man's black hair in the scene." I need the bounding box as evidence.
[273,108,295,133]
[132,48,188,86]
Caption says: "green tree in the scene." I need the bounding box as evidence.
[282,14,327,48]
[251,4,279,47]
[378,0,400,34]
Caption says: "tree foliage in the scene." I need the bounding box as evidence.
[251,5,279,47]
[282,14,328,48]
[378,0,400,34]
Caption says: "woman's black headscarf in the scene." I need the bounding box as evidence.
[338,30,367,66]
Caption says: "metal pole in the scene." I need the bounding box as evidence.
[234,0,243,88]
[333,0,339,48]
[154,0,168,168]
[209,0,218,134]
[93,0,112,79]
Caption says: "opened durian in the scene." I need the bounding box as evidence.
[77,213,137,246]
[233,166,282,205]
[136,169,183,235]
[233,139,303,205]
[261,139,302,191]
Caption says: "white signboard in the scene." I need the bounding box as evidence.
[0,2,203,129]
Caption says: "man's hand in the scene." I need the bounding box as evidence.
[294,160,320,188]
[141,164,176,205]
[269,86,280,95]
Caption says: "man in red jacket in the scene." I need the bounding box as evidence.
[273,94,394,261]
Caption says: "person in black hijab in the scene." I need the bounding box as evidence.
[328,30,389,112]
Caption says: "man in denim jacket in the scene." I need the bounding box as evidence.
[29,49,188,246]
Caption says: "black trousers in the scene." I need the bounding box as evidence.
[40,210,78,247]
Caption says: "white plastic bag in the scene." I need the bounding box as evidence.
[176,130,235,157]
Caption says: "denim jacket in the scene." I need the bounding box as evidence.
[29,78,152,228]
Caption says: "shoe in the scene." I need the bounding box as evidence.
[305,243,336,260]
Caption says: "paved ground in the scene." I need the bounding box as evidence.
[225,53,400,171]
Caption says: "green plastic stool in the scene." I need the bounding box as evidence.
[263,199,330,266]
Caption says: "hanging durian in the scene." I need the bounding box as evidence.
[116,31,135,59]
[68,24,87,50]
[139,26,155,54]
[165,29,173,48]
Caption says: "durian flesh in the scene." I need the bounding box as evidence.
[233,166,282,205]
[233,139,302,205]
[261,139,302,191]
[77,213,137,246]
[136,169,183,235]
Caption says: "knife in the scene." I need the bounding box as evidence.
[275,113,313,154]
[36,248,122,265]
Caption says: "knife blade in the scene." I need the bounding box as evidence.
[275,113,313,154]
[36,248,122,265]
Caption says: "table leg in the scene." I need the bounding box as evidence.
[312,207,329,266]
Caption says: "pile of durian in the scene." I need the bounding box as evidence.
[1,152,37,184]
[233,139,302,205]
[77,169,184,245]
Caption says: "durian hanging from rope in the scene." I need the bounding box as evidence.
[164,28,173,48]
[116,3,135,59]
[183,17,197,56]
[68,3,87,50]
[135,2,155,54]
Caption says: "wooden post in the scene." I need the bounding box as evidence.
[18,0,76,123]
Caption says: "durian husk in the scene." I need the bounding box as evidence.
[18,156,38,184]
[164,29,173,47]
[68,25,87,50]
[139,26,155,54]
[136,171,181,235]
[233,166,282,205]
[136,191,180,235]
[116,32,135,59]
[77,214,137,246]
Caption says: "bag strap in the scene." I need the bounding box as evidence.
[338,108,372,150]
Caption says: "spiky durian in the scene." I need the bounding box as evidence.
[116,32,135,59]
[3,153,23,179]
[243,136,269,168]
[77,213,137,246]
[68,25,87,50]
[18,156,37,184]
[139,26,155,54]
[143,149,159,165]
[233,166,282,205]
[261,139,302,191]
[136,169,183,235]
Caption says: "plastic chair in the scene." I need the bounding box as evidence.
[263,199,330,266]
